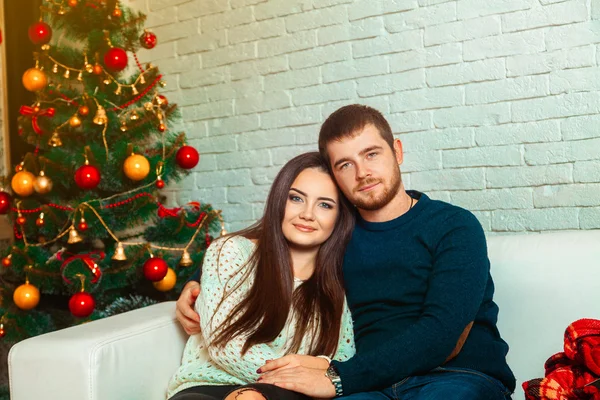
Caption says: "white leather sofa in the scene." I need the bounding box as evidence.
[8,230,600,400]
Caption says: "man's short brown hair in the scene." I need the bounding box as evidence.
[318,104,395,168]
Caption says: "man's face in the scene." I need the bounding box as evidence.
[326,124,403,211]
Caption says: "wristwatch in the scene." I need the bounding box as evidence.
[325,364,343,397]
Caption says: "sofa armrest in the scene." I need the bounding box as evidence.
[9,301,187,400]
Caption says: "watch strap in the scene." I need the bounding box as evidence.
[325,365,343,397]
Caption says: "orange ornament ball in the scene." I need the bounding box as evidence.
[69,115,82,128]
[92,64,103,75]
[153,267,177,292]
[123,154,150,181]
[68,0,78,7]
[78,105,90,116]
[11,171,36,197]
[13,283,40,310]
[22,68,48,92]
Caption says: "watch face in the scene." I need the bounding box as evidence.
[327,365,340,380]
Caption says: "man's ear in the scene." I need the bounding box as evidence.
[393,139,403,165]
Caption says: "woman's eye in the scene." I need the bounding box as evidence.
[319,202,333,209]
[289,195,302,202]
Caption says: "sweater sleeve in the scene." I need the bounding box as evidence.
[332,298,356,362]
[187,267,200,283]
[197,237,282,383]
[332,211,490,394]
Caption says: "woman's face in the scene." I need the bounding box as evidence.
[281,168,340,250]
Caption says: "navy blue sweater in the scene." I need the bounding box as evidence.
[331,191,515,395]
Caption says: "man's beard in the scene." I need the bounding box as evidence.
[351,171,402,211]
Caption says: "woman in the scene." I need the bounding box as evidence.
[168,152,356,400]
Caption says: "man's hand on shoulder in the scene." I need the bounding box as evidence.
[176,281,201,335]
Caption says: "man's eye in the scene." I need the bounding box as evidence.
[367,152,377,158]
[340,162,350,170]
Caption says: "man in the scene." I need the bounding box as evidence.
[177,105,515,399]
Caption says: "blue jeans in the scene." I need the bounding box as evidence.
[339,367,512,400]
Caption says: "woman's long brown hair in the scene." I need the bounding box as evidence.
[210,152,355,357]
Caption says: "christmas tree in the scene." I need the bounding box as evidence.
[0,0,223,342]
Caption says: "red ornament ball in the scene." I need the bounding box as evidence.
[103,47,128,71]
[69,291,96,318]
[156,179,165,189]
[176,146,200,169]
[78,221,89,232]
[75,164,101,190]
[1,257,11,268]
[0,191,11,214]
[35,217,45,227]
[16,216,26,225]
[28,21,52,45]
[140,30,157,49]
[154,94,168,109]
[143,257,168,281]
[0,327,5,338]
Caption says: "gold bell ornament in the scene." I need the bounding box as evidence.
[48,131,63,147]
[67,225,83,244]
[93,104,108,125]
[220,218,227,237]
[112,242,127,261]
[179,250,193,267]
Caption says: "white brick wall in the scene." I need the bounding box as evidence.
[128,0,600,232]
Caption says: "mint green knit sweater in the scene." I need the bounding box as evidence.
[167,236,356,398]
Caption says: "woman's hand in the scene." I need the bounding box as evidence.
[257,356,335,398]
[257,354,329,374]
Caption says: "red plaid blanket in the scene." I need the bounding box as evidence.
[523,319,600,400]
